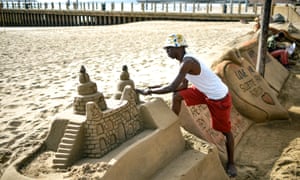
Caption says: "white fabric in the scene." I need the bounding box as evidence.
[184,54,228,100]
[286,42,296,55]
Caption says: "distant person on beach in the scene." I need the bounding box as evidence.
[135,34,237,177]
[267,32,296,68]
[253,16,261,32]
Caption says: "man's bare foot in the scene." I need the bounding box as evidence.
[227,163,237,177]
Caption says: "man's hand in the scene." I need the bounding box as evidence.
[135,88,152,95]
[147,85,162,89]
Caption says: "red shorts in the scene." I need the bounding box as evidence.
[179,86,232,133]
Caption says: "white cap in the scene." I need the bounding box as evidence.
[163,34,188,48]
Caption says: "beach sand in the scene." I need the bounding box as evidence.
[0,21,300,179]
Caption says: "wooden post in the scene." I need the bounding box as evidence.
[254,3,257,14]
[193,3,195,13]
[0,2,3,26]
[166,3,168,13]
[230,0,233,14]
[180,3,182,13]
[206,3,209,14]
[173,1,175,12]
[256,0,272,77]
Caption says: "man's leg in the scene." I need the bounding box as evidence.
[270,49,288,65]
[223,131,237,177]
[173,86,207,115]
[206,93,237,177]
[282,50,289,65]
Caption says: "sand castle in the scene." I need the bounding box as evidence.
[2,25,300,180]
[2,65,229,180]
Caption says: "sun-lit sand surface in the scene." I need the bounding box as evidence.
[1,21,300,179]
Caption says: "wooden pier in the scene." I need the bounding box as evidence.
[0,1,285,27]
[0,9,260,26]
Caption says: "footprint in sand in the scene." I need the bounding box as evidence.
[0,133,9,139]
[0,149,12,163]
[4,127,17,131]
[14,133,25,139]
[7,120,22,127]
[3,104,19,109]
[236,165,257,179]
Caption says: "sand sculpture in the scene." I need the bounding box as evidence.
[2,27,299,179]
[215,57,288,122]
[73,65,107,114]
[114,65,139,103]
[52,66,144,168]
[2,65,229,180]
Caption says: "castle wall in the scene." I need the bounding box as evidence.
[84,89,143,158]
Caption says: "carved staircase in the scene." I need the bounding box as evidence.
[52,121,84,169]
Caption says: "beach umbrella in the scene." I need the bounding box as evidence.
[256,0,272,77]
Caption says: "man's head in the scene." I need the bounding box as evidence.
[163,34,187,60]
[274,32,285,41]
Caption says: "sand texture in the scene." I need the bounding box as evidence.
[1,21,300,179]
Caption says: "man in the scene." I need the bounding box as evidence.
[136,34,237,177]
[253,16,261,33]
[267,32,295,68]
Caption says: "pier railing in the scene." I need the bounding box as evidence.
[0,1,264,26]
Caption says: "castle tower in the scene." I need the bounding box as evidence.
[73,65,107,115]
[114,65,139,103]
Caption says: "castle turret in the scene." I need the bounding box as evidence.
[114,65,139,103]
[73,65,107,115]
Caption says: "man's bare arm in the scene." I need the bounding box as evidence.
[136,59,195,95]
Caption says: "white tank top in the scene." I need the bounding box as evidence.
[184,54,228,100]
